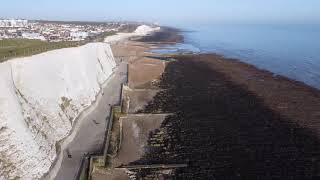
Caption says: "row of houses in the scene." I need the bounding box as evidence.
[0,19,28,28]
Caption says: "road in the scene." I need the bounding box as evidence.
[45,60,127,180]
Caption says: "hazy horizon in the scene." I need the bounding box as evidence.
[1,0,320,25]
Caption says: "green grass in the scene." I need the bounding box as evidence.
[0,31,117,63]
[0,39,82,63]
[112,106,123,119]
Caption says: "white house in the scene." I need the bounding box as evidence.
[70,31,88,41]
[22,32,46,41]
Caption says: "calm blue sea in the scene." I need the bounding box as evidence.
[154,24,320,89]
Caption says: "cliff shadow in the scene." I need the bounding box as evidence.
[129,56,320,180]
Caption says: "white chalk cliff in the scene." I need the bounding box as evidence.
[104,25,160,43]
[134,25,160,35]
[0,43,116,179]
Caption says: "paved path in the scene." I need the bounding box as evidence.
[45,61,127,180]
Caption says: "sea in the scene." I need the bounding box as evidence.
[154,23,320,89]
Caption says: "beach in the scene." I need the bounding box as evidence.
[87,28,320,179]
[136,53,320,179]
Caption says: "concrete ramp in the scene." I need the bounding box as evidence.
[113,114,169,166]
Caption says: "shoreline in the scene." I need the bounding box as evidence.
[134,27,320,139]
[100,28,320,179]
[144,28,320,124]
[176,54,320,135]
[130,52,320,179]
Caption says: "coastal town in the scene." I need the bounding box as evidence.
[0,19,132,42]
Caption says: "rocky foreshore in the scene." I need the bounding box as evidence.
[82,27,320,180]
[134,53,320,179]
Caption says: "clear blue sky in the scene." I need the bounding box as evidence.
[1,0,319,25]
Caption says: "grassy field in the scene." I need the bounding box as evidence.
[0,31,116,63]
[0,39,77,62]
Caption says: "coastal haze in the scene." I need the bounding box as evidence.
[1,1,320,180]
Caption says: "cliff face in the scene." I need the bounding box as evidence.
[104,25,160,43]
[0,43,116,179]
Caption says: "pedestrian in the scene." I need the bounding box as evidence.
[66,148,72,158]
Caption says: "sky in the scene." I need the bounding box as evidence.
[1,0,320,25]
